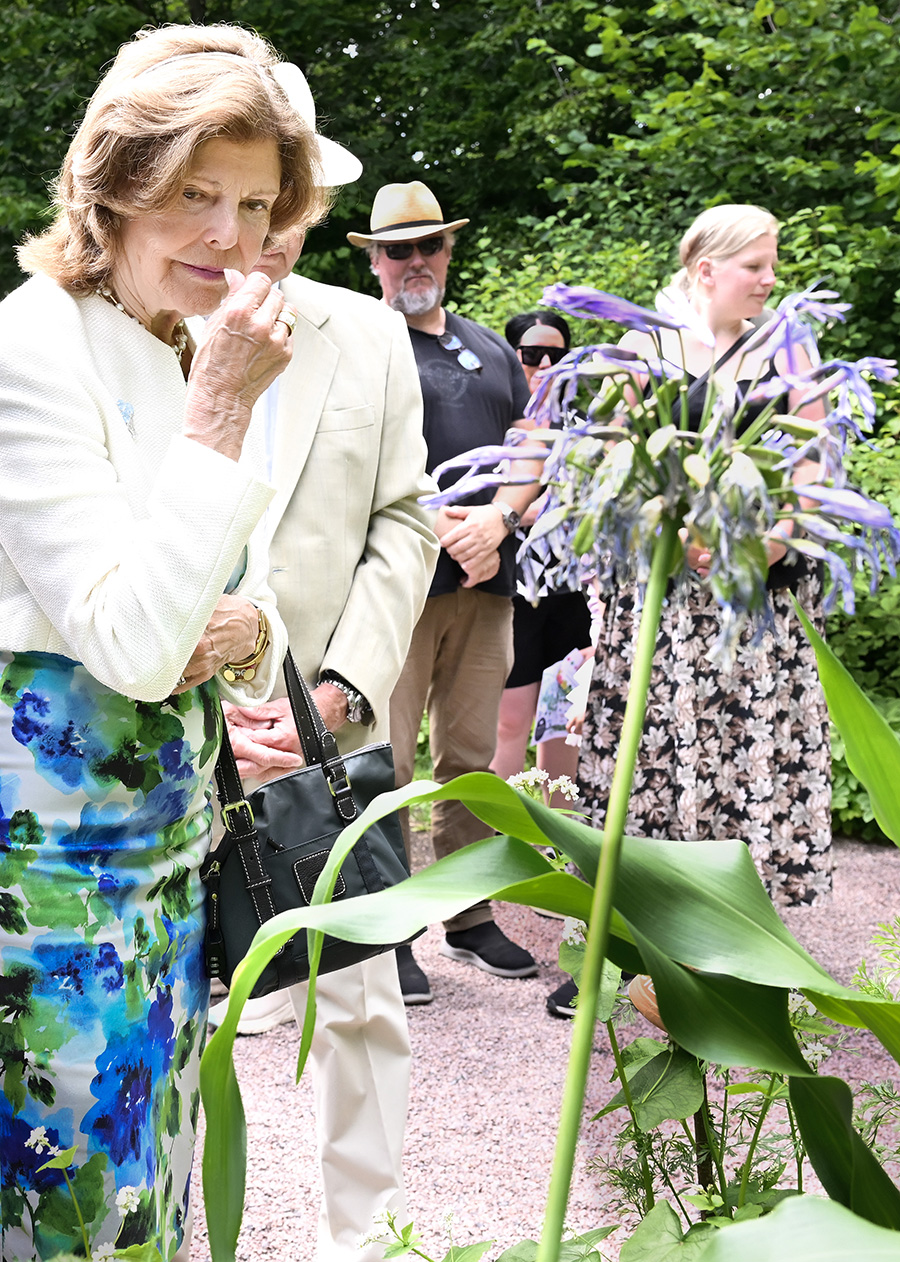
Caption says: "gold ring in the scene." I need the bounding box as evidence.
[275,307,297,335]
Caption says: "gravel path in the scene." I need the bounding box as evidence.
[189,836,900,1261]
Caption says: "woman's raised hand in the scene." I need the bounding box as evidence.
[183,269,296,461]
[172,594,260,692]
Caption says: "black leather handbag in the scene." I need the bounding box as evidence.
[200,651,415,998]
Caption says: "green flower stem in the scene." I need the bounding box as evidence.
[738,1075,780,1208]
[606,1019,655,1212]
[537,514,680,1262]
[787,1100,804,1193]
[61,1168,91,1259]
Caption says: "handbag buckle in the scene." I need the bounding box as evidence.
[222,799,255,831]
[327,771,351,799]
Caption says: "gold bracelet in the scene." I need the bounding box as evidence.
[221,607,270,683]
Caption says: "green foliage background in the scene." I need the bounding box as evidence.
[3,0,900,835]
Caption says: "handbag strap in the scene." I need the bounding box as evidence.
[678,324,758,419]
[214,650,360,834]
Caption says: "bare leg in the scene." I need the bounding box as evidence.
[490,681,540,781]
[537,733,581,809]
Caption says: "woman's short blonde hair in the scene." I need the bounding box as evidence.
[19,24,331,292]
[672,204,780,294]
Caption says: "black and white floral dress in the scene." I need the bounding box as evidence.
[577,365,833,909]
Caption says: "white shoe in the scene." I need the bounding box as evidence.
[207,990,296,1036]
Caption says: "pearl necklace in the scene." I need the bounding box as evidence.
[98,284,189,364]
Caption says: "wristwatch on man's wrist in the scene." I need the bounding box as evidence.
[494,499,521,534]
[318,672,374,726]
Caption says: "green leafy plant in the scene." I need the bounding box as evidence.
[199,286,900,1261]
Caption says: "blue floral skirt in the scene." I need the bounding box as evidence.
[0,652,220,1262]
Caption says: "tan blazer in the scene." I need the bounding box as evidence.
[260,274,438,750]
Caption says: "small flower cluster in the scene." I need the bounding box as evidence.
[507,767,580,801]
[25,1126,60,1157]
[422,282,900,662]
[115,1185,140,1217]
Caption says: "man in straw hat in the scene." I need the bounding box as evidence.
[210,71,438,1261]
[349,181,540,1003]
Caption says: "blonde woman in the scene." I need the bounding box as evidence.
[577,205,833,908]
[0,24,328,1260]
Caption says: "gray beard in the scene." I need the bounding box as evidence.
[389,281,444,317]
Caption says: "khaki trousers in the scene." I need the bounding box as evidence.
[390,588,514,932]
[291,954,410,1260]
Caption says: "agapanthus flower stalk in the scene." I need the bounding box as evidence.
[420,282,900,662]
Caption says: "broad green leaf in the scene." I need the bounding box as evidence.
[496,1232,615,1262]
[789,1076,900,1229]
[442,1244,494,1261]
[804,989,900,1065]
[199,774,900,1256]
[796,602,900,846]
[632,930,812,1076]
[199,1010,249,1261]
[594,1043,704,1130]
[619,1200,716,1260]
[37,1145,78,1171]
[694,1194,900,1259]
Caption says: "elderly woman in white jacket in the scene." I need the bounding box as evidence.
[0,24,326,1262]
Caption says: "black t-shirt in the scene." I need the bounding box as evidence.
[409,310,531,597]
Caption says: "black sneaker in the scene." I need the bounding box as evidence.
[546,977,578,1018]
[396,944,433,1005]
[440,921,538,978]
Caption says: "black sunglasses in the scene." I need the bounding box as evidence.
[517,344,568,367]
[382,236,446,261]
[438,330,482,372]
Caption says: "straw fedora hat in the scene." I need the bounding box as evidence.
[346,181,469,246]
[270,62,363,188]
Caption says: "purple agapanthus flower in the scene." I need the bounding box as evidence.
[799,485,894,529]
[419,280,900,661]
[542,283,691,335]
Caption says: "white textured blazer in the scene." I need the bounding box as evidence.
[250,273,438,749]
[0,273,286,704]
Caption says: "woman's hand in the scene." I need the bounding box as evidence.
[172,594,260,691]
[183,269,296,461]
[679,528,712,578]
[223,698,305,781]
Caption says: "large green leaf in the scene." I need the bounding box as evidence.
[796,602,900,846]
[619,1201,716,1260]
[594,1039,705,1131]
[199,775,900,1257]
[804,989,900,1065]
[632,930,812,1076]
[693,1193,900,1259]
[789,1076,900,1230]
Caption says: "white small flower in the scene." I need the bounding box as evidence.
[25,1126,56,1155]
[546,775,579,801]
[92,1243,118,1260]
[562,917,587,946]
[115,1185,141,1217]
[507,767,549,790]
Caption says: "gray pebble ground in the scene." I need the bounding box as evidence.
[189,836,900,1261]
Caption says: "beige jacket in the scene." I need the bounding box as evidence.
[256,273,438,749]
[0,274,286,703]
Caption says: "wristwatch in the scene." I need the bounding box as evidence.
[494,499,521,534]
[318,672,374,726]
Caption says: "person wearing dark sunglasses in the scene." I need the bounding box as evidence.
[348,182,542,1005]
[506,311,572,387]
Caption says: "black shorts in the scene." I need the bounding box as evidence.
[505,590,592,689]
